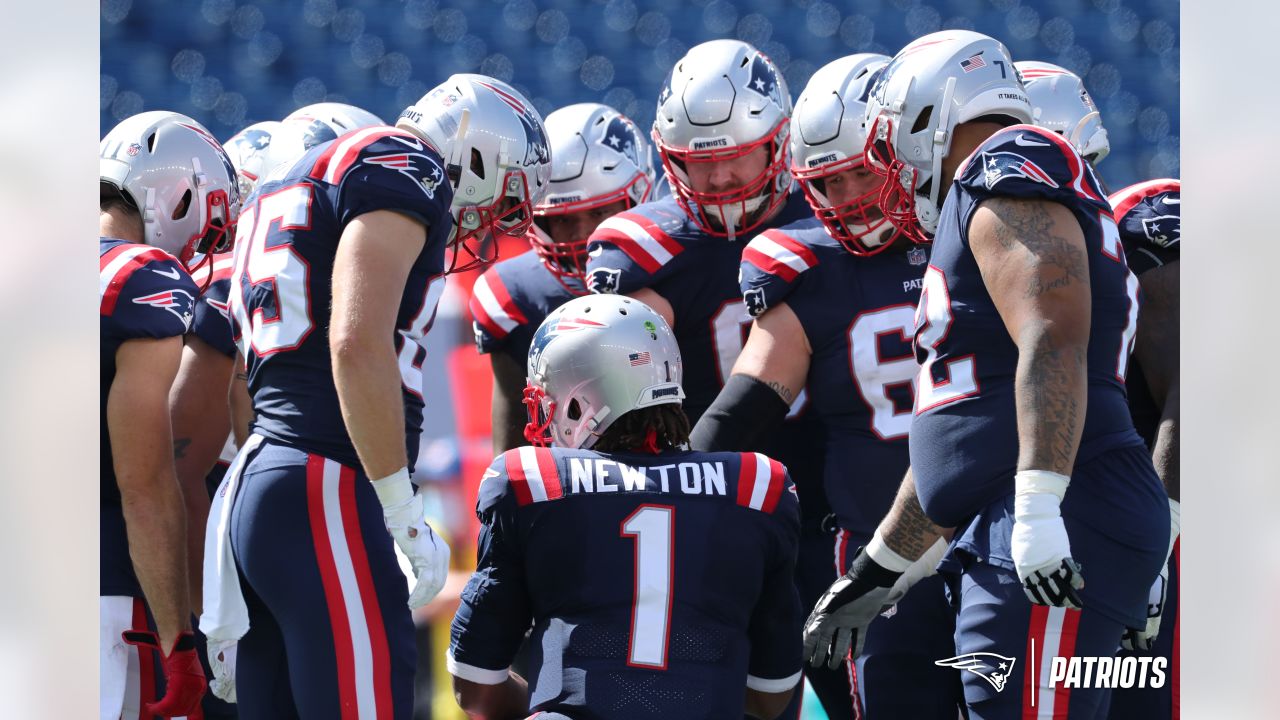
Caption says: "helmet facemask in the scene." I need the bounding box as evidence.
[793,152,903,255]
[531,173,651,291]
[656,118,791,241]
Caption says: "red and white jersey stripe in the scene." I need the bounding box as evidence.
[309,127,409,187]
[504,446,564,505]
[99,244,181,314]
[470,270,529,339]
[1108,178,1180,220]
[735,452,787,514]
[742,229,819,282]
[592,213,684,273]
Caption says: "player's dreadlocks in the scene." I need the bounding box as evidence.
[593,404,691,453]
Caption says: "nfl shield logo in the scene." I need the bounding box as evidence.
[126,143,141,156]
[907,246,927,266]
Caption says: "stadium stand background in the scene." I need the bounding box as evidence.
[101,0,1178,190]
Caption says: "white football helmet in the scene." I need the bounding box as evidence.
[284,102,385,135]
[790,53,903,255]
[101,111,240,264]
[653,39,792,240]
[1016,61,1110,165]
[224,120,283,199]
[524,294,684,449]
[531,103,655,286]
[863,31,1032,241]
[397,74,553,273]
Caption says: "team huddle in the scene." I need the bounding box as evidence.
[100,27,1180,720]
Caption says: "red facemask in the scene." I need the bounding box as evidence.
[863,115,933,246]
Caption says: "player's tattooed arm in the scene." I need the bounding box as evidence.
[172,438,191,459]
[733,303,811,405]
[1134,260,1180,500]
[970,197,1091,476]
[878,468,951,560]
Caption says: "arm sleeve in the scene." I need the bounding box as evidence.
[689,374,791,452]
[745,477,804,692]
[448,455,532,683]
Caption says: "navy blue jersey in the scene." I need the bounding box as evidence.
[470,249,582,366]
[740,217,930,538]
[100,237,198,596]
[583,191,812,422]
[228,128,453,468]
[190,252,236,358]
[1112,179,1180,449]
[449,446,802,719]
[910,125,1145,527]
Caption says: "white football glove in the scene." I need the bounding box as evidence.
[1122,498,1179,651]
[1011,470,1084,609]
[373,469,451,610]
[208,638,238,703]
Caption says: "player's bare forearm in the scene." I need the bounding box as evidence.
[229,352,254,446]
[744,686,794,720]
[111,337,191,647]
[1134,260,1180,500]
[490,352,530,454]
[331,211,426,480]
[453,673,529,720]
[970,197,1091,476]
[626,287,675,329]
[732,303,811,405]
[878,469,951,560]
[170,337,234,612]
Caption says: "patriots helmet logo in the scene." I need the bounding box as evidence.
[586,267,622,294]
[601,115,641,168]
[1141,215,1180,248]
[747,53,781,103]
[935,653,1017,693]
[297,119,339,150]
[980,151,1060,191]
[133,288,196,330]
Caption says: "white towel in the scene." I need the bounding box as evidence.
[199,433,263,643]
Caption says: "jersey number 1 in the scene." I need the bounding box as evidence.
[621,504,674,670]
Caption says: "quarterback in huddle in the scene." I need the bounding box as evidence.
[98,13,1180,720]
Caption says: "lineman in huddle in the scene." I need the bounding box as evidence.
[202,75,550,718]
[470,102,656,453]
[806,31,1166,719]
[100,110,240,719]
[449,294,803,720]
[696,53,964,718]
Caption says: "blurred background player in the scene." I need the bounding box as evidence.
[1016,61,1111,170]
[695,52,964,719]
[808,31,1167,718]
[202,75,549,717]
[470,102,655,453]
[448,294,803,720]
[1107,178,1181,720]
[101,110,240,719]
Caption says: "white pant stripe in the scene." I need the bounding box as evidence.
[1034,606,1067,717]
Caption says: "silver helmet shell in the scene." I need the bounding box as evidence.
[100,110,240,263]
[1016,61,1110,165]
[863,30,1032,241]
[525,294,684,449]
[652,39,793,239]
[224,120,283,199]
[397,74,553,272]
[790,53,899,254]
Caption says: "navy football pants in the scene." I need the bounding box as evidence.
[1106,539,1179,719]
[230,441,416,719]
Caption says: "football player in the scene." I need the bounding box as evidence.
[448,294,803,720]
[470,102,655,452]
[201,75,550,717]
[693,53,964,718]
[1106,178,1181,720]
[804,31,1167,718]
[100,110,239,719]
[1016,61,1111,169]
